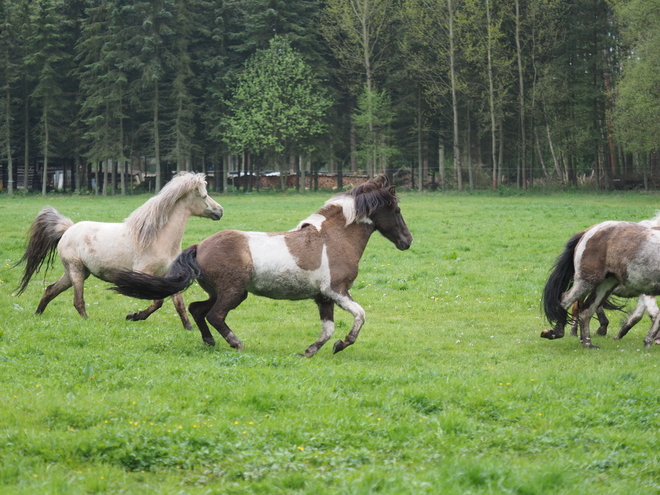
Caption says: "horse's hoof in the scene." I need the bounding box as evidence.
[332,340,345,354]
[582,342,600,349]
[540,330,556,340]
[183,323,193,330]
[203,338,216,346]
[126,312,142,321]
[596,328,607,336]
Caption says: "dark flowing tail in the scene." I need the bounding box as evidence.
[15,206,74,295]
[542,231,586,327]
[109,245,201,300]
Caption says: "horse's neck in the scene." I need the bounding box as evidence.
[335,220,375,258]
[152,201,192,251]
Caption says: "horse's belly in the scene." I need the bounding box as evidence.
[247,270,321,300]
[246,232,328,300]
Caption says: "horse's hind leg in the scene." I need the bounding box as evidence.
[188,297,218,346]
[595,306,610,336]
[300,297,335,358]
[614,295,647,340]
[35,273,73,315]
[202,290,247,350]
[126,299,164,322]
[577,280,618,349]
[331,293,366,354]
[171,292,193,330]
[570,301,580,337]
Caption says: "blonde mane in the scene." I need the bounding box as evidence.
[125,173,207,249]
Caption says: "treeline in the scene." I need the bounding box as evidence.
[0,0,657,194]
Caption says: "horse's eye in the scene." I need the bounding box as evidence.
[395,207,401,214]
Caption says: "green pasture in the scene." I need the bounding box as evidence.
[2,189,660,494]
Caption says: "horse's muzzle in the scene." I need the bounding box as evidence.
[207,208,224,220]
[396,235,413,250]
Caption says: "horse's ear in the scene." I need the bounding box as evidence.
[389,185,396,196]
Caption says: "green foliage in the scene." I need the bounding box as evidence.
[3,192,660,492]
[223,36,331,161]
[353,86,397,172]
[613,0,660,153]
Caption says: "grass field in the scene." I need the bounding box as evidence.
[2,189,660,494]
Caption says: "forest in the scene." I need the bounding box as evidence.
[0,0,658,194]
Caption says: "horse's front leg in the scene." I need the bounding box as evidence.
[171,292,193,330]
[126,299,164,322]
[332,293,366,354]
[300,297,335,358]
[578,281,617,349]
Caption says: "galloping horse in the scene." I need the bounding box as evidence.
[110,175,413,356]
[542,221,660,348]
[16,173,223,328]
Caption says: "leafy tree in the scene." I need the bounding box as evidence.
[0,0,19,196]
[223,36,331,189]
[27,0,70,195]
[613,0,660,154]
[353,86,396,173]
[76,0,127,194]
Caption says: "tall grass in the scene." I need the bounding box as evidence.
[2,190,660,494]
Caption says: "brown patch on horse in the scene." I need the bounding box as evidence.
[196,231,253,288]
[579,222,648,285]
[284,224,325,271]
[326,219,372,293]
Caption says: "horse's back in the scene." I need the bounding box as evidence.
[578,221,660,294]
[59,221,135,275]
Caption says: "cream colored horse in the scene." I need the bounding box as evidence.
[16,172,223,328]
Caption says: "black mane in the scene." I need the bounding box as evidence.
[349,175,398,219]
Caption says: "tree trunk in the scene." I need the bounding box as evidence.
[448,0,461,190]
[23,71,29,191]
[350,115,358,174]
[6,91,13,196]
[41,105,49,196]
[417,87,423,191]
[486,0,497,190]
[154,81,161,192]
[438,137,445,193]
[515,0,526,189]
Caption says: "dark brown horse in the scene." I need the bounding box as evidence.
[110,175,413,356]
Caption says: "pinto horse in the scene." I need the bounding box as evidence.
[542,221,660,348]
[15,173,223,328]
[110,175,413,356]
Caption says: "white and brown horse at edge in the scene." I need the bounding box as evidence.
[15,172,224,328]
[542,220,660,349]
[110,175,413,357]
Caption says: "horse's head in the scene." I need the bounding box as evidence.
[352,175,413,250]
[187,176,224,220]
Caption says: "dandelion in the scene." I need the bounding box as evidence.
[297,446,305,451]
[234,421,240,425]
[248,422,253,425]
